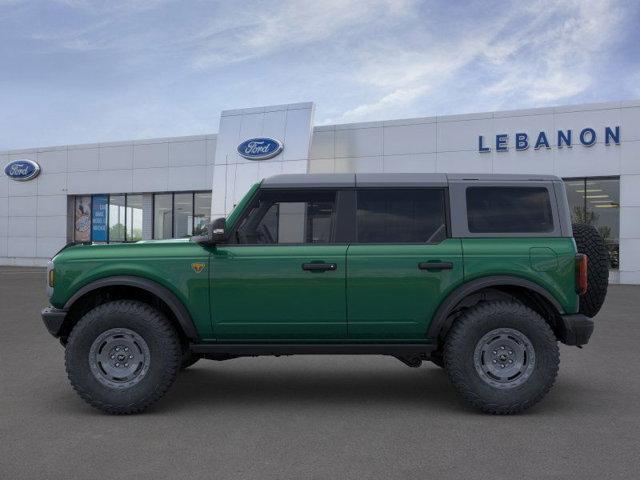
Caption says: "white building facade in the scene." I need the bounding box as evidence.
[1,100,639,283]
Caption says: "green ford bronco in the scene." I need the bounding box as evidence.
[41,173,609,414]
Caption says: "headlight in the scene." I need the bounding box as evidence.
[46,260,54,298]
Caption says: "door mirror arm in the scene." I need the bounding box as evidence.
[192,217,227,245]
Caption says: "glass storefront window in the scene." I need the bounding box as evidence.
[564,177,620,269]
[108,195,126,242]
[194,192,212,236]
[174,193,193,238]
[152,191,211,239]
[91,195,109,242]
[74,196,92,242]
[72,191,211,242]
[154,194,173,239]
[126,194,143,242]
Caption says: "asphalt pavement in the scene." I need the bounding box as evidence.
[1,267,639,479]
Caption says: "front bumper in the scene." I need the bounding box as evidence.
[41,306,67,338]
[557,314,594,346]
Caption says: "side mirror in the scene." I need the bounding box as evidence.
[210,217,227,244]
[192,217,226,245]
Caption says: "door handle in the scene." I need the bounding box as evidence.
[302,262,337,272]
[418,261,453,271]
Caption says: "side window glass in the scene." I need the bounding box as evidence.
[235,190,336,244]
[466,187,554,233]
[356,189,446,243]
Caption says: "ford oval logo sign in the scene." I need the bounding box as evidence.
[4,159,41,181]
[237,137,283,160]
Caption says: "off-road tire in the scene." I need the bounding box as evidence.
[180,351,201,370]
[430,350,444,368]
[65,300,181,414]
[444,301,559,414]
[572,223,609,318]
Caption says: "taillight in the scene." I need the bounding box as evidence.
[575,254,588,295]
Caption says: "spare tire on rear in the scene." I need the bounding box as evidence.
[572,223,609,317]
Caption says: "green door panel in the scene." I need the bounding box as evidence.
[211,245,348,340]
[462,238,579,314]
[346,239,464,340]
[51,240,213,338]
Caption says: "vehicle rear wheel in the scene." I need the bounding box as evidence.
[430,350,444,368]
[572,223,609,318]
[65,300,181,414]
[444,301,559,414]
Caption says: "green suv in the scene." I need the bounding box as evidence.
[41,173,609,414]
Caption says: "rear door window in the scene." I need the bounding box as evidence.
[466,186,554,233]
[356,189,447,243]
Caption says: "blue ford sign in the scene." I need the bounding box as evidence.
[478,126,620,152]
[4,159,41,181]
[237,137,283,160]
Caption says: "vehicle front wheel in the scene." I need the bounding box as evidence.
[443,301,559,414]
[65,300,181,414]
[180,350,201,370]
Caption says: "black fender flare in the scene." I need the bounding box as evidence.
[426,275,565,339]
[63,276,199,341]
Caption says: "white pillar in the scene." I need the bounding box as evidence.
[211,102,315,218]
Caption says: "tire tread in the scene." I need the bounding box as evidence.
[65,300,181,415]
[572,223,609,318]
[444,301,559,415]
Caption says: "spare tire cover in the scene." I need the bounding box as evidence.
[572,223,609,318]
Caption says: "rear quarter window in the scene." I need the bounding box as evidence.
[466,187,554,233]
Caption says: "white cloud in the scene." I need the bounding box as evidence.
[52,0,171,13]
[334,0,625,122]
[191,0,412,69]
[337,36,493,121]
[481,0,621,105]
[339,85,429,121]
[0,0,634,149]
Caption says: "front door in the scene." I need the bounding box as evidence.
[211,188,347,340]
[346,188,464,340]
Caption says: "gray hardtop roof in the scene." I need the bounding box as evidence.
[261,173,561,188]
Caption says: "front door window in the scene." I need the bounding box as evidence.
[235,190,336,244]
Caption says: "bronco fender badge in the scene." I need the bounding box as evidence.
[191,262,206,273]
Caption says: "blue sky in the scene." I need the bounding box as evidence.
[1,0,639,150]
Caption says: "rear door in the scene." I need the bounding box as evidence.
[346,188,463,340]
[211,188,348,340]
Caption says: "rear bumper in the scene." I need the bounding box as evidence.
[558,313,594,346]
[41,306,67,338]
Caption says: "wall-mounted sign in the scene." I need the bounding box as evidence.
[237,137,284,160]
[91,194,108,242]
[4,159,41,181]
[478,126,621,152]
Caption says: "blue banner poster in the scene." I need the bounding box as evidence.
[91,195,108,242]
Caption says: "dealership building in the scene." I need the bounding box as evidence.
[1,100,639,283]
